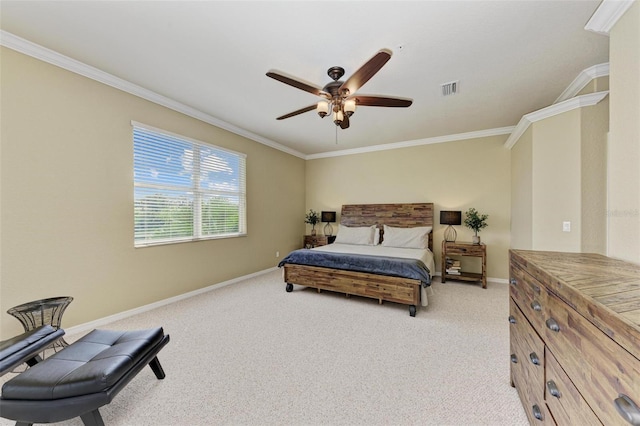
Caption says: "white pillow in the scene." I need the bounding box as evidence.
[335,225,377,245]
[373,226,381,245]
[382,225,432,249]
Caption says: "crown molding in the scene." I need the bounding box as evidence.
[1,29,612,162]
[554,62,609,104]
[0,30,306,159]
[0,30,519,162]
[585,0,636,35]
[306,126,515,160]
[504,91,609,149]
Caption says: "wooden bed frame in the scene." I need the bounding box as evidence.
[283,203,434,316]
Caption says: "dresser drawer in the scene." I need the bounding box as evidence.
[510,298,551,424]
[510,263,547,337]
[545,348,601,426]
[544,291,640,425]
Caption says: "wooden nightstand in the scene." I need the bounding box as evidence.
[303,235,336,248]
[441,241,487,288]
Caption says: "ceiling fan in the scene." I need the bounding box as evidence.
[266,48,412,129]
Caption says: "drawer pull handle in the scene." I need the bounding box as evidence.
[510,278,517,286]
[615,394,640,425]
[532,404,543,421]
[508,315,516,324]
[529,352,540,366]
[510,354,518,364]
[546,318,560,332]
[547,380,561,398]
[530,301,542,312]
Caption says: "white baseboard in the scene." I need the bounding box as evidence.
[66,267,279,336]
[66,267,507,336]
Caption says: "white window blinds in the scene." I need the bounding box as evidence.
[133,122,246,247]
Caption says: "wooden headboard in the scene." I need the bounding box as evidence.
[340,203,434,251]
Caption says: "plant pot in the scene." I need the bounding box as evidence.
[311,228,316,236]
[472,235,481,245]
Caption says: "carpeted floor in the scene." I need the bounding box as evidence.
[1,270,528,425]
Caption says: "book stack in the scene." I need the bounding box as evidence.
[446,257,462,275]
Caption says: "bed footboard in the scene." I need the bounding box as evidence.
[283,264,421,316]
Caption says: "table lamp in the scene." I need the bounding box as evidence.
[440,210,462,242]
[321,211,336,236]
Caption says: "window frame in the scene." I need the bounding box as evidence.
[132,121,247,248]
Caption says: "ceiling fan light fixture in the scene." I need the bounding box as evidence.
[344,99,356,117]
[333,110,344,125]
[317,101,329,118]
[268,48,411,132]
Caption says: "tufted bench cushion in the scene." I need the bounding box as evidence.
[3,328,164,400]
[1,327,169,426]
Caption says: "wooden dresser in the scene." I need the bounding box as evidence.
[509,250,640,425]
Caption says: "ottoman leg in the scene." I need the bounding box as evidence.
[149,356,166,379]
[80,409,105,426]
[25,355,43,367]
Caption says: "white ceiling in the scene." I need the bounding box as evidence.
[1,1,609,157]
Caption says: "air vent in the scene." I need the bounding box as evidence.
[441,80,459,96]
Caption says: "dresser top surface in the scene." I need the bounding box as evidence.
[511,250,640,354]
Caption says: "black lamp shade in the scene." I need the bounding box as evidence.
[321,211,336,223]
[440,211,462,225]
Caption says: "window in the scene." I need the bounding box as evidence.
[133,122,246,247]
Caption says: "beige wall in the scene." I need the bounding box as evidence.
[306,136,512,280]
[608,1,640,263]
[510,126,533,249]
[576,76,610,96]
[509,97,608,254]
[0,47,306,338]
[532,109,583,251]
[581,98,609,254]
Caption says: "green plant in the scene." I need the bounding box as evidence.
[304,209,319,227]
[463,208,488,236]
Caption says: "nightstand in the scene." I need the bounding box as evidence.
[304,235,336,248]
[441,241,487,288]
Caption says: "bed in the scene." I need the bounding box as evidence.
[279,203,434,316]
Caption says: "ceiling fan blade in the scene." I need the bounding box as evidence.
[340,113,350,129]
[339,49,392,96]
[266,70,330,98]
[276,104,317,120]
[351,95,413,108]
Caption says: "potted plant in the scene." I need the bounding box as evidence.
[305,209,320,236]
[464,208,488,244]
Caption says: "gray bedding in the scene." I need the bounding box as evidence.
[278,249,431,287]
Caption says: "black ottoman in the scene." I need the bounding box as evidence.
[0,327,170,426]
